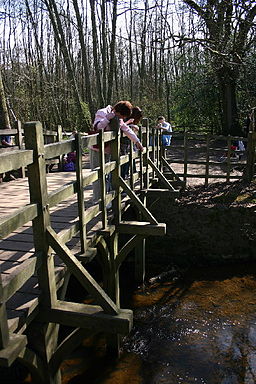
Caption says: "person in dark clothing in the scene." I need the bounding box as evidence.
[0,135,16,182]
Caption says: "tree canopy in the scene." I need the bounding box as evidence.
[0,0,255,134]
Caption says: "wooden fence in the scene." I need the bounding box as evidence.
[151,129,256,186]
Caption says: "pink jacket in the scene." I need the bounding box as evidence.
[92,105,140,154]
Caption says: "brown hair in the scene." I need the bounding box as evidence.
[113,100,132,118]
[131,106,143,125]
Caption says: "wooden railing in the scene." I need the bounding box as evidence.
[0,118,172,382]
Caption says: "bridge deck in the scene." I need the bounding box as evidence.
[0,164,96,335]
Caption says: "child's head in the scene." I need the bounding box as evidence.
[157,116,165,124]
[113,101,132,119]
[131,106,143,125]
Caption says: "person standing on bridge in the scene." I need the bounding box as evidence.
[90,100,143,203]
[156,116,172,148]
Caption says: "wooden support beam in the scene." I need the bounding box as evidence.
[147,156,178,192]
[119,176,158,224]
[161,156,183,183]
[44,301,133,335]
[0,333,27,367]
[46,226,119,315]
[49,328,96,375]
[116,235,142,270]
[117,221,166,236]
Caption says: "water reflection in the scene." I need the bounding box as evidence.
[61,263,256,384]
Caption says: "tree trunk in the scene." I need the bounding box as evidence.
[89,0,104,106]
[0,67,11,129]
[44,0,89,130]
[72,0,94,116]
[107,0,118,104]
[217,67,240,136]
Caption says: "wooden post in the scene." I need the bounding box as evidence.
[135,193,146,284]
[75,132,87,253]
[129,138,134,189]
[139,126,143,190]
[24,121,61,384]
[245,131,256,181]
[183,131,188,186]
[205,134,210,187]
[106,118,124,356]
[0,270,9,349]
[156,129,160,170]
[98,130,107,228]
[56,125,63,171]
[226,135,232,182]
[143,119,150,190]
[14,119,25,178]
[110,117,121,224]
[151,127,156,180]
[106,231,121,356]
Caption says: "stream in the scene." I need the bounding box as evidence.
[61,261,256,384]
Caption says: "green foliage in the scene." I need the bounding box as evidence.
[237,52,256,126]
[67,101,92,132]
[79,101,92,132]
[171,66,221,133]
[133,97,168,127]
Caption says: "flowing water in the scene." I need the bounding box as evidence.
[61,261,256,384]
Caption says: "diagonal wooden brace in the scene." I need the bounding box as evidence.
[147,156,178,191]
[46,226,118,315]
[119,176,158,224]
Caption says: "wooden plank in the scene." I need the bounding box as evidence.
[2,255,42,302]
[0,250,33,262]
[117,221,166,236]
[0,150,33,174]
[0,204,38,239]
[139,188,179,197]
[44,300,133,335]
[0,240,34,252]
[0,333,27,367]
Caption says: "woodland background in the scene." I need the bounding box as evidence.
[0,0,255,135]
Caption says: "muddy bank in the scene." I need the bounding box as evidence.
[146,180,256,274]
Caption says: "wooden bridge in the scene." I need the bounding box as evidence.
[0,118,254,383]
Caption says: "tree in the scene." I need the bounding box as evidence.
[0,67,11,129]
[43,0,91,131]
[182,0,256,135]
